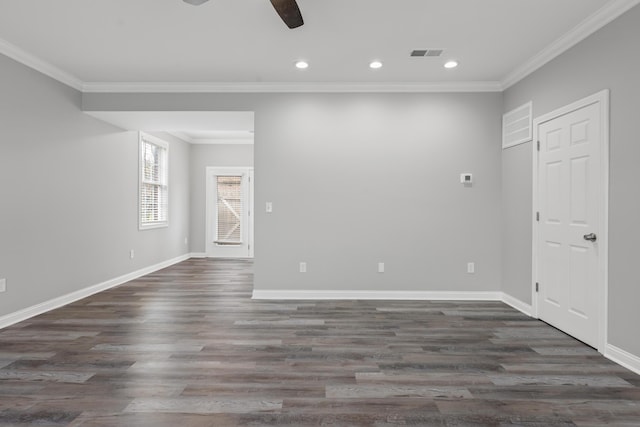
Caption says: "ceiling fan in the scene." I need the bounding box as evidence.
[182,0,304,29]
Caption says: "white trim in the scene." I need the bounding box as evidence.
[189,252,209,258]
[206,167,254,258]
[0,38,84,91]
[165,133,254,145]
[0,254,190,330]
[165,131,194,143]
[252,290,503,301]
[190,138,254,145]
[532,90,610,353]
[253,290,534,317]
[501,293,534,317]
[502,0,640,89]
[605,344,640,375]
[531,120,540,319]
[81,81,503,94]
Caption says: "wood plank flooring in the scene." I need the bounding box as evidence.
[1,258,639,426]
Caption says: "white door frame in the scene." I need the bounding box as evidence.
[206,166,254,258]
[532,89,609,352]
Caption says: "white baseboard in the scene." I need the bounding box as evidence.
[0,253,191,330]
[253,289,535,316]
[605,344,640,375]
[500,292,534,316]
[252,289,504,301]
[189,252,208,258]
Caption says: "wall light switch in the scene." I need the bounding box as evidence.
[467,262,475,274]
[130,249,135,259]
[378,262,385,273]
[266,202,273,213]
[0,278,6,293]
[299,262,307,273]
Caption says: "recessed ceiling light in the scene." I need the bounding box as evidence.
[183,0,209,5]
[444,60,459,69]
[369,61,383,69]
[295,60,309,69]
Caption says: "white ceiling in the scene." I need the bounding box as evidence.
[0,0,635,91]
[84,111,255,143]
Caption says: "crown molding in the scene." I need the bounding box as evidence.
[502,0,640,89]
[165,132,254,145]
[81,81,503,93]
[190,138,254,145]
[0,38,83,91]
[2,0,637,94]
[165,131,194,143]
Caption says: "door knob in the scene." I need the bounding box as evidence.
[583,233,597,242]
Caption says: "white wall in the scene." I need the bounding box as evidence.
[189,144,254,254]
[0,54,190,319]
[502,5,640,357]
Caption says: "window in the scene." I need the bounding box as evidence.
[139,132,168,230]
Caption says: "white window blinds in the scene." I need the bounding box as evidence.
[216,176,242,244]
[139,133,168,229]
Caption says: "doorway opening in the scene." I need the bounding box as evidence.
[206,167,254,258]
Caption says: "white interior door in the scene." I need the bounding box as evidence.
[534,91,608,349]
[206,167,254,258]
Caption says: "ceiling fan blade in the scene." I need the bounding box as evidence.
[269,0,304,29]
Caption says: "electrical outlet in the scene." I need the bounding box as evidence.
[130,249,135,259]
[0,278,6,293]
[184,237,188,246]
[378,262,385,273]
[467,262,475,274]
[266,202,273,213]
[299,262,307,273]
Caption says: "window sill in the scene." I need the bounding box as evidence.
[139,222,169,231]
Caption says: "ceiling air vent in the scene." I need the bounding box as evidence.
[411,49,443,57]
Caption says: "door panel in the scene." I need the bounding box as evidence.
[569,156,589,224]
[537,101,601,347]
[568,244,589,318]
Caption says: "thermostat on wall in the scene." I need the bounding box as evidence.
[460,173,473,184]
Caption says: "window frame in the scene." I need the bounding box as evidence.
[138,132,169,230]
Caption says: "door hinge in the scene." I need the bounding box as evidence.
[535,282,539,292]
[537,140,540,151]
[536,211,540,222]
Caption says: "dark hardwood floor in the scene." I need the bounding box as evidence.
[1,258,639,426]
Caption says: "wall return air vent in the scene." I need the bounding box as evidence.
[410,49,444,57]
[502,101,533,149]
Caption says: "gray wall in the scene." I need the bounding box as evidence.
[189,144,254,253]
[0,54,190,318]
[502,5,640,356]
[253,93,502,292]
[84,92,503,293]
